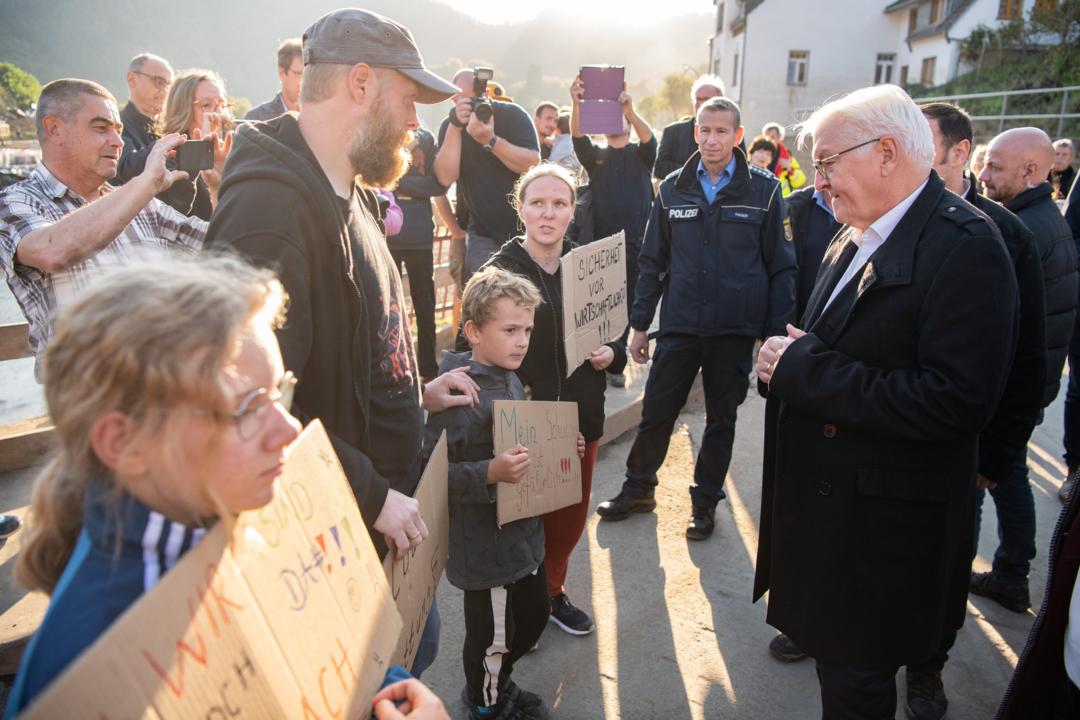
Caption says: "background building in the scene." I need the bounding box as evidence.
[708,0,1053,141]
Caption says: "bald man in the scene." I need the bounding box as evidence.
[973,127,1079,612]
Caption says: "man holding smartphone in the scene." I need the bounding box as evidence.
[0,79,206,381]
[434,68,540,279]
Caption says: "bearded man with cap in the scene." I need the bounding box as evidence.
[207,8,476,678]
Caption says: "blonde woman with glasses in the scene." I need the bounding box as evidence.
[156,69,233,220]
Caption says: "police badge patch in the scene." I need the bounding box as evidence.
[783,217,793,242]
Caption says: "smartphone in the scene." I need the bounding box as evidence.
[176,139,214,175]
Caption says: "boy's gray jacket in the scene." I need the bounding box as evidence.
[422,351,545,591]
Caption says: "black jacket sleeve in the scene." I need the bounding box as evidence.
[604,340,629,374]
[979,226,1048,483]
[572,135,600,177]
[637,136,658,171]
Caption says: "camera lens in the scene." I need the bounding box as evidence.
[473,100,493,124]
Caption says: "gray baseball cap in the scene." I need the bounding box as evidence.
[302,8,457,104]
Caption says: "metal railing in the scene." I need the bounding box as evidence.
[913,85,1080,136]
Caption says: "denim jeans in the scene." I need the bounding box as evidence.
[411,599,441,679]
[974,440,1038,584]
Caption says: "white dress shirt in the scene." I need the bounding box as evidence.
[822,178,930,312]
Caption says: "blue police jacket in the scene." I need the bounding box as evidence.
[631,148,797,338]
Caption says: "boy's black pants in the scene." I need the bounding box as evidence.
[462,562,549,708]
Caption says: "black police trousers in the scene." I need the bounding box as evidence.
[623,333,754,508]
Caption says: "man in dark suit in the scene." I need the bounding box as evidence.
[754,85,1019,718]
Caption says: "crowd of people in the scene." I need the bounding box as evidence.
[1,5,1079,720]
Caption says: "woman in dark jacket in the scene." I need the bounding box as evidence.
[478,163,627,635]
[156,69,233,219]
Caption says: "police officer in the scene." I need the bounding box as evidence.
[596,96,796,539]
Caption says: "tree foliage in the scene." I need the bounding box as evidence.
[0,62,41,110]
[958,0,1080,88]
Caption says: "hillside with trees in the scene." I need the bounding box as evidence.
[0,0,712,131]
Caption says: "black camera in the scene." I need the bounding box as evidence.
[470,67,494,124]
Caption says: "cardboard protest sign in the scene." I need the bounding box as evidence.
[382,431,449,671]
[561,231,629,376]
[20,421,402,720]
[493,400,582,525]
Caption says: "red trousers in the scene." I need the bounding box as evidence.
[542,439,599,597]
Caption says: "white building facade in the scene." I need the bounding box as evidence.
[707,0,1053,138]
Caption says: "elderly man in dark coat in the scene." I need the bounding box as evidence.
[754,84,1019,719]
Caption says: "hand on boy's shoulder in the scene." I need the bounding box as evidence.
[488,444,530,485]
[422,366,480,412]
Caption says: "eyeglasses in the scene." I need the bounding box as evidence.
[232,372,296,441]
[812,137,882,183]
[134,71,171,91]
[193,99,233,115]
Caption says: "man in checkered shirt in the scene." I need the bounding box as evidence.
[0,78,206,379]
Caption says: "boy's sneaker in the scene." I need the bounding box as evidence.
[549,592,595,635]
[501,682,550,719]
[463,683,550,720]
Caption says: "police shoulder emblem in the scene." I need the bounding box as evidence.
[783,217,793,242]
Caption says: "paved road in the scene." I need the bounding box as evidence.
[422,385,1067,719]
[0,271,1065,717]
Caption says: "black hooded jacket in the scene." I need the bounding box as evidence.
[458,237,628,443]
[206,113,394,539]
[1006,181,1079,407]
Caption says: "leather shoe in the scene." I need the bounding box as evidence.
[686,506,715,540]
[969,571,1030,612]
[596,490,656,521]
[768,633,807,662]
[905,669,947,720]
[0,514,20,539]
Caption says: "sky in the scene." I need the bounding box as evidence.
[438,0,711,25]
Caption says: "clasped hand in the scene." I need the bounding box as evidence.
[755,324,806,384]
